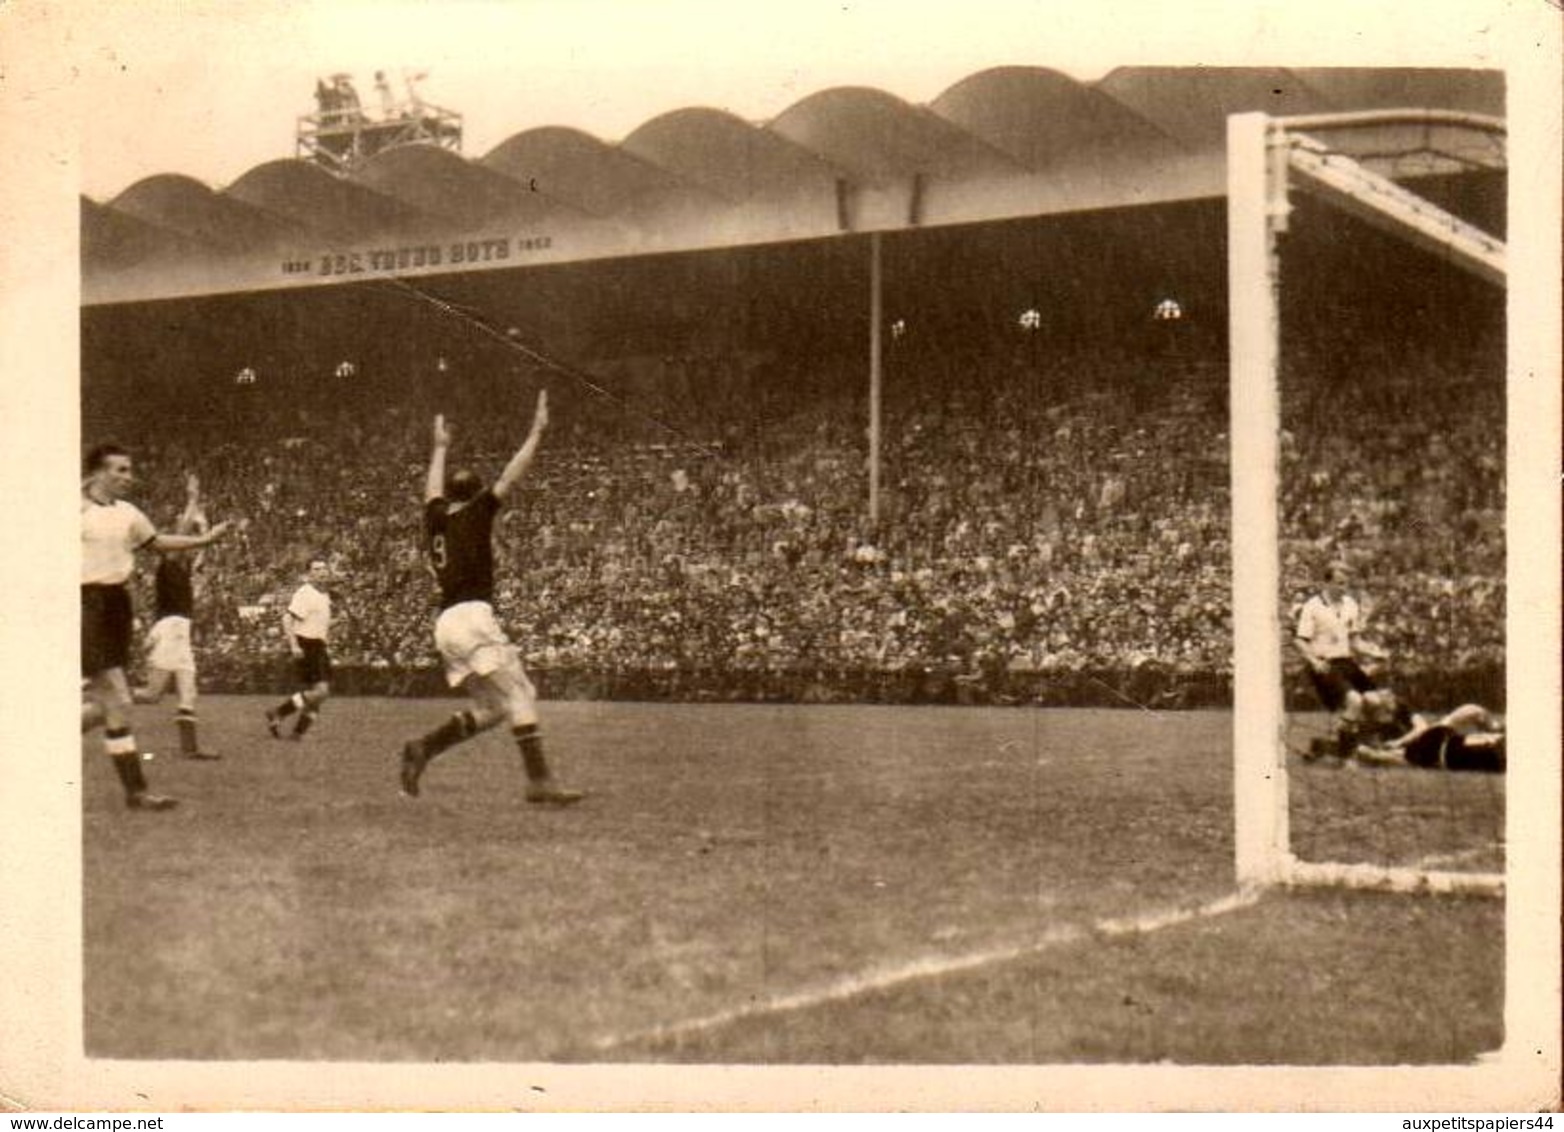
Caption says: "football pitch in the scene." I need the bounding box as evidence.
[84,697,1502,1064]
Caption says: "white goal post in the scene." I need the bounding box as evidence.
[1226,109,1507,897]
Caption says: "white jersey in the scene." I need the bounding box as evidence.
[1295,593,1362,660]
[81,497,155,585]
[287,582,332,642]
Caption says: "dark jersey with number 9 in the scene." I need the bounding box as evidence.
[154,555,195,619]
[425,490,502,610]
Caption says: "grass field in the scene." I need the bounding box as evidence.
[84,697,1503,1064]
[1284,714,1507,876]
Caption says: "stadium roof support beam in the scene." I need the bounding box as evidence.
[1286,132,1506,287]
[868,231,884,527]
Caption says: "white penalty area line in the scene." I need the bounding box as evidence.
[587,889,1262,1054]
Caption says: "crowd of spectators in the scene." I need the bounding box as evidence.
[83,317,1504,701]
[1279,327,1505,676]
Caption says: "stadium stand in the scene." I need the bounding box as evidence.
[79,65,1504,707]
[83,293,1501,707]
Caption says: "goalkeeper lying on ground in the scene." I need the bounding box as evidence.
[1350,693,1506,773]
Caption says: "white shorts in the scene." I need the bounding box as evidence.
[146,615,195,674]
[434,601,525,688]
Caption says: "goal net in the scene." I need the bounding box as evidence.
[1227,109,1507,897]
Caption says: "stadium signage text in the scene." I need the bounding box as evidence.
[281,234,555,278]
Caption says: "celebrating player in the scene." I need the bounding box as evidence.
[397,393,582,805]
[1294,561,1383,758]
[265,559,334,740]
[133,472,220,760]
[82,444,231,809]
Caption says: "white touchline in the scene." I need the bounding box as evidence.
[588,889,1264,1054]
[1095,889,1262,936]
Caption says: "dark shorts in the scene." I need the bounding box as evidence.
[1406,726,1506,773]
[294,637,331,686]
[1307,656,1377,713]
[82,584,134,678]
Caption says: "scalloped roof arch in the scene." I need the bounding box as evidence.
[351,144,578,229]
[622,107,844,201]
[110,173,300,254]
[931,65,1187,170]
[1096,66,1332,149]
[769,85,1025,184]
[82,66,1505,305]
[81,196,198,271]
[227,159,428,243]
[482,125,716,218]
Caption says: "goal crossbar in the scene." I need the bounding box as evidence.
[1287,134,1506,286]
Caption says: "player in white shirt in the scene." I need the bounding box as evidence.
[1294,561,1383,759]
[266,559,334,739]
[81,444,230,810]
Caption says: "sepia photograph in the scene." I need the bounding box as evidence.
[0,0,1558,1113]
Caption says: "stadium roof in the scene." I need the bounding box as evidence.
[81,65,1503,306]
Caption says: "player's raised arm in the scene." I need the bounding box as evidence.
[179,472,203,529]
[492,390,548,502]
[427,414,451,503]
[150,519,232,553]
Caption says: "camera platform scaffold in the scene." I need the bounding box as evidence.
[296,70,462,176]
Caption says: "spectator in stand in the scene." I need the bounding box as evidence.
[82,323,1501,700]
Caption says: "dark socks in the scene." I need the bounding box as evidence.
[513,723,549,782]
[274,694,300,720]
[176,710,199,756]
[108,727,147,798]
[422,710,479,762]
[293,708,317,737]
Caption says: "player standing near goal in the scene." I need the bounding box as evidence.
[81,444,231,809]
[1293,561,1383,758]
[398,392,582,805]
[265,559,333,740]
[134,472,220,760]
